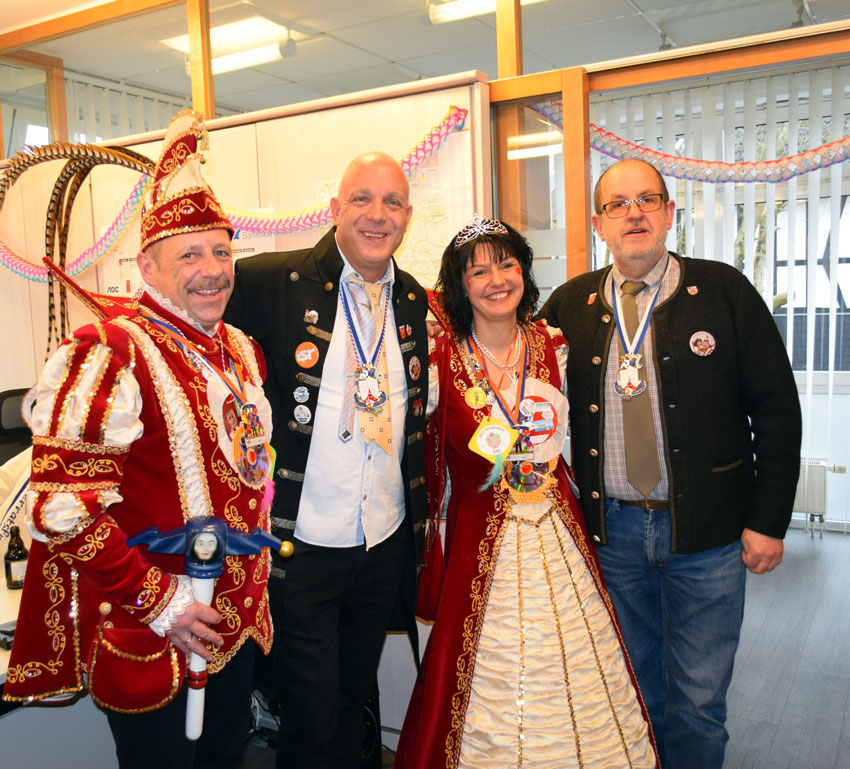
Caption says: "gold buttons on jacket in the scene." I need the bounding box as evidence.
[601,314,611,323]
[99,602,112,616]
[591,491,600,499]
[243,597,254,608]
[290,272,300,281]
[408,292,416,301]
[324,282,334,292]
[592,356,602,366]
[589,404,599,413]
[589,448,598,457]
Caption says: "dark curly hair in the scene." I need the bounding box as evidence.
[435,220,539,341]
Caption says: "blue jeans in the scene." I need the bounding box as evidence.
[598,499,746,769]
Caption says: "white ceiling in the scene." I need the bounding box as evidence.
[2,0,849,114]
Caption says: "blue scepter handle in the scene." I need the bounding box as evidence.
[128,516,292,740]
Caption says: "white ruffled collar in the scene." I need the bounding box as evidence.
[145,287,218,337]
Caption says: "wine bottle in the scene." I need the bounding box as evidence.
[4,525,29,590]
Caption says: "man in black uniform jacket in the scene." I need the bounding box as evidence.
[225,152,428,769]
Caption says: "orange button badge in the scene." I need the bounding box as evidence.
[295,342,320,368]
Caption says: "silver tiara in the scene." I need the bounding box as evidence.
[453,213,508,247]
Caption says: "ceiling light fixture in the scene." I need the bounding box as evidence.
[506,130,563,160]
[211,44,283,75]
[163,16,295,74]
[428,0,550,25]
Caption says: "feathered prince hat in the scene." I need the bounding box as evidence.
[139,109,234,250]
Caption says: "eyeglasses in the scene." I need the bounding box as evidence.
[600,193,667,218]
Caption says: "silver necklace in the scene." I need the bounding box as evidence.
[471,323,523,371]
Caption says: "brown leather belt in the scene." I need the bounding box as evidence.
[616,498,669,511]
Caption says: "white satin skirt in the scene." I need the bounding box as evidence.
[457,500,656,769]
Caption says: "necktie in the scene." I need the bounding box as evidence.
[340,279,393,453]
[619,280,662,497]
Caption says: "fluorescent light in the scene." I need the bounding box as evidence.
[507,130,563,149]
[428,0,549,24]
[507,145,562,160]
[211,44,283,75]
[161,17,290,58]
[506,130,562,159]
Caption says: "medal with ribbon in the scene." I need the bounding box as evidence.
[611,281,661,400]
[141,312,273,487]
[341,281,390,414]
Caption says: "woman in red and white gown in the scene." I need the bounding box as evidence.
[394,216,659,769]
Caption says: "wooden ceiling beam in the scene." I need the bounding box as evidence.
[0,0,183,55]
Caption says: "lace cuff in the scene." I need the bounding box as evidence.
[148,574,194,637]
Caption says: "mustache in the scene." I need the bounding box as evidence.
[187,278,232,292]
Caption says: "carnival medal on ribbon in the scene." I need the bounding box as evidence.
[341,281,390,414]
[611,281,661,400]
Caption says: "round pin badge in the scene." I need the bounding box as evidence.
[517,395,558,446]
[295,341,320,368]
[408,355,421,381]
[293,386,310,403]
[689,331,716,357]
[465,386,488,409]
[293,404,312,424]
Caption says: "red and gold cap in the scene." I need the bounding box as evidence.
[139,109,234,251]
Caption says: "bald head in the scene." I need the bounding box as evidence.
[330,151,412,282]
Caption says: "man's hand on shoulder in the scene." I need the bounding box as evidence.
[741,528,783,574]
[426,318,445,338]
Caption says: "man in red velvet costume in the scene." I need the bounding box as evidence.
[3,110,274,769]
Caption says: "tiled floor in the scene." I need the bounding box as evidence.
[241,527,850,769]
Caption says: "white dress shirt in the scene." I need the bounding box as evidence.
[295,244,407,549]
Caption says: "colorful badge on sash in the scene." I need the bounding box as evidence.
[469,417,518,462]
[231,403,271,486]
[516,395,557,446]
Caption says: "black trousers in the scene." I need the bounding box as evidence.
[106,640,255,769]
[266,525,405,769]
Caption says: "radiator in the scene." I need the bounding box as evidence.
[793,458,827,515]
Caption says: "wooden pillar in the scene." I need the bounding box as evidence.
[494,103,528,230]
[561,67,591,278]
[496,0,522,79]
[46,56,68,142]
[186,0,214,118]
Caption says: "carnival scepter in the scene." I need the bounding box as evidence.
[129,516,293,739]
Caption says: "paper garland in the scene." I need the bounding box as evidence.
[0,105,468,283]
[529,99,850,184]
